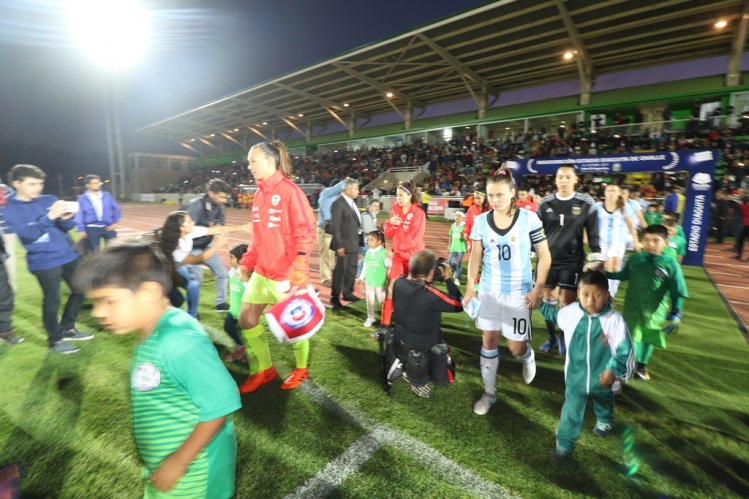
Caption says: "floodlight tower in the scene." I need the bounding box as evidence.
[66,0,150,198]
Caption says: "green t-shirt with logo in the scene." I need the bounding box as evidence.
[449,222,467,252]
[131,308,241,498]
[361,246,388,287]
[643,211,662,226]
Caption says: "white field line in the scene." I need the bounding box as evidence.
[204,324,514,498]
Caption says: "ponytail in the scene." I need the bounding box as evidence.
[252,140,294,179]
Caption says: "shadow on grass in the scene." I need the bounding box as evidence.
[332,344,384,389]
[230,371,292,436]
[0,353,83,498]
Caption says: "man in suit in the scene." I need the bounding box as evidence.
[330,178,362,307]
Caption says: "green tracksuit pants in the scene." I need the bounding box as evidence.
[556,387,614,452]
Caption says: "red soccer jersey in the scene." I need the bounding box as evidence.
[383,203,426,262]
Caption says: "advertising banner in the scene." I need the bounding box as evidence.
[505,150,716,266]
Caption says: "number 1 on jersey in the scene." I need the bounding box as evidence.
[559,214,565,226]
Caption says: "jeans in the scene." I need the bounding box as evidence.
[84,226,117,251]
[0,253,13,332]
[177,265,201,318]
[31,257,85,346]
[188,246,228,305]
[448,252,464,281]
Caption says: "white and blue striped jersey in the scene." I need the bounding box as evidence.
[597,202,634,249]
[626,199,642,229]
[471,208,546,297]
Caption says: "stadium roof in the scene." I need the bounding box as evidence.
[139,0,749,147]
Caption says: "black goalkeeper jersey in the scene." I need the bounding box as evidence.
[537,192,600,268]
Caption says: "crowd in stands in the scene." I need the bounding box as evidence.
[158,113,747,206]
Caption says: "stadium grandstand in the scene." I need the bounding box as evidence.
[133,0,749,198]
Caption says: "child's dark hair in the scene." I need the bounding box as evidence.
[9,164,46,183]
[75,242,172,293]
[84,174,101,184]
[662,211,678,223]
[643,224,668,239]
[578,270,609,291]
[662,216,678,228]
[229,243,248,261]
[368,230,384,244]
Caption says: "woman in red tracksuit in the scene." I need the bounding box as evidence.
[463,188,489,252]
[380,182,426,327]
[238,140,316,393]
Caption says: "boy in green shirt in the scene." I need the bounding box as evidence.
[605,225,688,381]
[447,211,467,285]
[643,203,662,226]
[78,243,241,498]
[662,217,686,264]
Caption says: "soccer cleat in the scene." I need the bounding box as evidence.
[539,338,556,353]
[362,318,375,328]
[63,328,94,341]
[473,392,496,415]
[225,344,247,362]
[551,446,571,461]
[214,303,230,312]
[522,349,536,384]
[50,340,80,354]
[635,363,650,381]
[239,366,278,394]
[280,368,309,390]
[386,359,404,384]
[593,421,612,437]
[0,331,24,345]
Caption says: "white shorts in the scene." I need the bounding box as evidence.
[601,243,626,260]
[475,293,532,341]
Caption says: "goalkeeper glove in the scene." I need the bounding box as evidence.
[289,256,309,287]
[583,252,605,272]
[661,309,682,335]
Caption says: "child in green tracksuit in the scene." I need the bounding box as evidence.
[540,271,633,459]
[606,224,688,382]
[224,243,248,362]
[662,217,686,264]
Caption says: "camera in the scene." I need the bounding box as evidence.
[431,257,450,283]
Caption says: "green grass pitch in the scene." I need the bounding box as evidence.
[1,248,748,498]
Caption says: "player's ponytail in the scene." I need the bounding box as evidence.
[252,140,294,179]
[488,165,518,216]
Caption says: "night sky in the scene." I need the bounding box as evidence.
[0,0,485,158]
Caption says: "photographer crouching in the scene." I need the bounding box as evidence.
[383,250,463,398]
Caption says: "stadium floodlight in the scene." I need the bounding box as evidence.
[66,0,149,71]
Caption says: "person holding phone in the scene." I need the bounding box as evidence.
[3,164,94,354]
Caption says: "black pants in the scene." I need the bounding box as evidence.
[332,250,358,301]
[223,313,244,345]
[0,255,13,332]
[737,225,749,258]
[84,226,117,251]
[31,258,85,346]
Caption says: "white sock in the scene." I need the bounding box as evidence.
[515,344,534,363]
[608,279,620,298]
[480,348,499,396]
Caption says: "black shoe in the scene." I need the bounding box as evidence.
[342,294,361,303]
[215,303,230,312]
[0,331,24,345]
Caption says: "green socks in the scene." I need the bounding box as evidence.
[293,340,309,369]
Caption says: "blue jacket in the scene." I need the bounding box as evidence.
[316,181,345,228]
[3,195,79,271]
[75,191,121,232]
[0,184,14,234]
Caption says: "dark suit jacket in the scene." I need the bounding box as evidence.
[330,195,361,253]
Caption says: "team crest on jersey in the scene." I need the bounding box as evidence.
[406,213,413,220]
[509,235,517,244]
[571,206,582,216]
[280,298,315,329]
[654,267,668,280]
[271,194,281,206]
[131,362,160,391]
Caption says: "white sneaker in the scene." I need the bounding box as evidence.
[453,278,460,286]
[522,348,536,384]
[611,379,622,395]
[362,318,375,328]
[473,392,496,415]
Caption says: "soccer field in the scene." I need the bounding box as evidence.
[1,248,748,498]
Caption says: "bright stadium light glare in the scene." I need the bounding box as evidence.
[66,0,149,71]
[715,19,728,29]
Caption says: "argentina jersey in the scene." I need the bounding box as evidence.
[471,208,546,297]
[597,202,634,248]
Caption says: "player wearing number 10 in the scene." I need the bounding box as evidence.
[464,169,551,416]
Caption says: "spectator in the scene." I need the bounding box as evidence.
[181,179,233,311]
[316,179,346,287]
[76,174,122,252]
[0,182,17,291]
[735,194,749,260]
[330,178,363,307]
[0,226,20,345]
[664,186,680,216]
[4,164,94,354]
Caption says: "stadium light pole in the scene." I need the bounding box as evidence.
[66,0,150,199]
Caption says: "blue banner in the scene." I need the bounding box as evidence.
[505,150,716,266]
